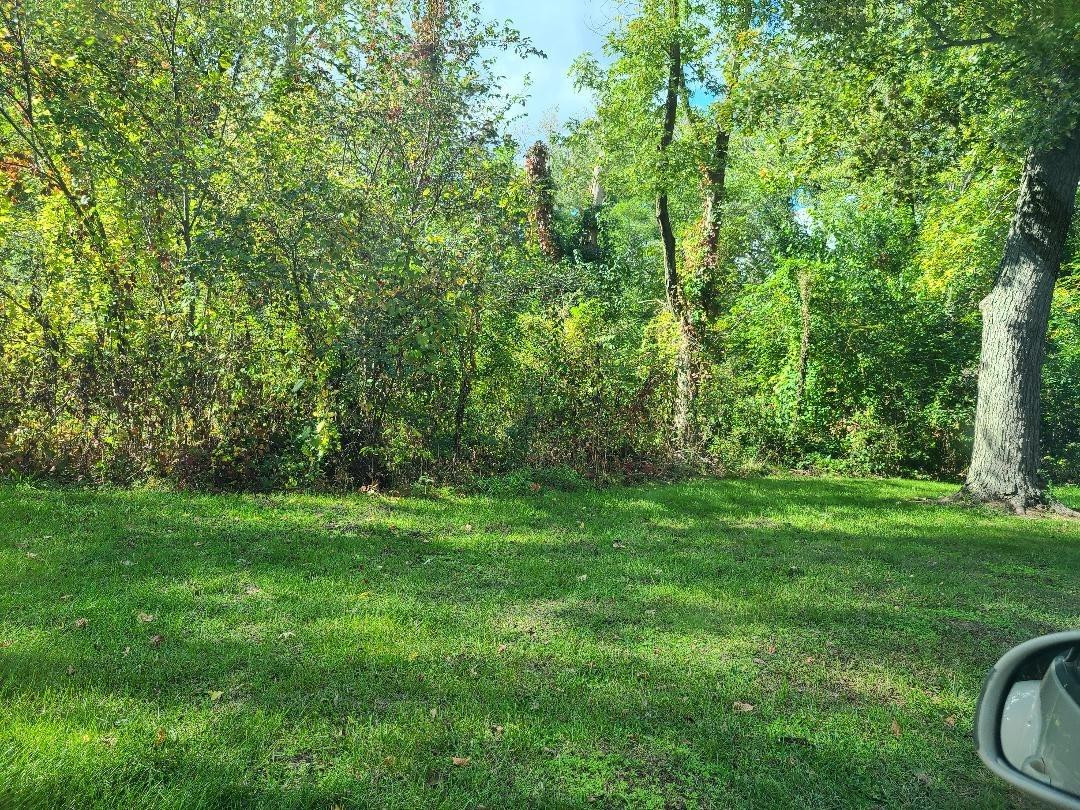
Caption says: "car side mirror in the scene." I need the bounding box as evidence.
[976,631,1080,809]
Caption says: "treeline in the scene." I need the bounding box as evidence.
[1,0,1078,493]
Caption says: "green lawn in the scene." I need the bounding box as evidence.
[1,477,1079,809]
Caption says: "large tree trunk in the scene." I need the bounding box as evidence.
[963,129,1080,512]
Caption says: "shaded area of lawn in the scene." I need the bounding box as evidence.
[1,476,1079,808]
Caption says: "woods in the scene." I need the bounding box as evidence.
[2,0,1079,500]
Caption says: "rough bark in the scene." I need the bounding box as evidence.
[962,128,1080,513]
[524,140,561,261]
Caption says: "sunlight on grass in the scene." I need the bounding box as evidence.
[1,477,1078,808]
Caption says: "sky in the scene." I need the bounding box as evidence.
[476,1,616,145]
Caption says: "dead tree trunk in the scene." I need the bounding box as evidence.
[524,141,561,261]
[962,128,1080,513]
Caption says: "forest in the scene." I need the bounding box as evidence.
[4,3,1080,807]
[1,0,1079,509]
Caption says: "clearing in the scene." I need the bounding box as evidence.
[1,477,1079,808]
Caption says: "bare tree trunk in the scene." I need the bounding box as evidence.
[962,129,1080,513]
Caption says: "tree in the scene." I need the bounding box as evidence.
[780,0,1080,510]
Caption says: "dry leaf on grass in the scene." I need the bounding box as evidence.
[944,715,956,728]
[149,634,165,647]
[733,701,755,713]
[208,690,223,702]
[891,720,902,738]
[451,756,470,767]
[74,618,88,629]
[154,727,166,746]
[137,612,154,623]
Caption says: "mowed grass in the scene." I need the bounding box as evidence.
[1,477,1079,809]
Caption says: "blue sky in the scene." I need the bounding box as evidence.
[477,1,614,144]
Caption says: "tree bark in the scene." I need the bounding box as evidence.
[697,126,729,316]
[963,128,1080,512]
[656,26,696,450]
[525,140,561,261]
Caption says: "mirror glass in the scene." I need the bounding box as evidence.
[1000,645,1080,797]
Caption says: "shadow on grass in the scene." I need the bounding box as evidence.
[1,477,1075,808]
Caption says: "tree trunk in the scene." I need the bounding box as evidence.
[963,129,1080,512]
[656,19,697,450]
[697,127,729,316]
[795,268,811,414]
[525,141,561,261]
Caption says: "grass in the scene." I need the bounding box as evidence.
[1,476,1079,809]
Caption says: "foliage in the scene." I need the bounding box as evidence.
[1,0,1079,488]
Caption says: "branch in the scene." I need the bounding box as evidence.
[922,13,1006,51]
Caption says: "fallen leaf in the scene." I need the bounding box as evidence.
[25,551,38,559]
[59,594,72,601]
[491,724,504,737]
[529,482,541,493]
[74,618,89,629]
[612,542,625,549]
[149,634,165,647]
[279,631,296,640]
[66,665,75,676]
[497,644,508,654]
[944,715,956,728]
[100,735,117,748]
[154,727,166,746]
[0,640,12,648]
[577,574,588,582]
[733,702,755,713]
[451,756,470,767]
[915,771,932,786]
[765,643,777,655]
[382,755,396,767]
[462,524,473,532]
[137,612,154,623]
[430,707,438,719]
[891,720,902,738]
[208,690,223,702]
[122,646,131,656]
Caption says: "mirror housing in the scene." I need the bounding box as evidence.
[976,631,1080,809]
